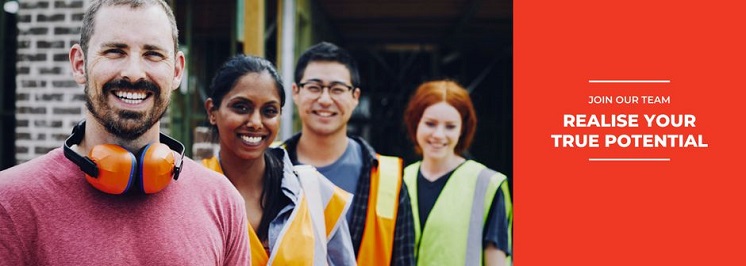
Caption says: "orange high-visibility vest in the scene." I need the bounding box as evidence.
[201,157,351,265]
[357,155,403,266]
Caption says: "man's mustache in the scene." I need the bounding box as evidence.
[102,79,160,95]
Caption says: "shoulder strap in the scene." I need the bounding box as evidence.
[293,165,328,249]
[318,177,353,239]
[270,140,284,148]
[402,162,422,254]
[374,154,403,219]
[200,156,223,174]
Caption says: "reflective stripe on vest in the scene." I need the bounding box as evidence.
[325,185,353,238]
[403,160,506,266]
[501,177,513,266]
[357,154,403,266]
[200,157,347,265]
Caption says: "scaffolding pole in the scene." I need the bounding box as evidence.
[279,0,295,141]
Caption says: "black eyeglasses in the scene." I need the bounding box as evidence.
[299,81,353,98]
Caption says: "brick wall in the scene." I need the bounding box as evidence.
[15,0,87,163]
[14,0,171,163]
[193,125,218,161]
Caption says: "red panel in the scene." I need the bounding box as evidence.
[515,0,746,264]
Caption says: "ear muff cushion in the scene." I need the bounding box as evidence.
[87,144,136,195]
[139,143,175,194]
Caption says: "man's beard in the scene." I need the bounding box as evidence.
[85,78,169,140]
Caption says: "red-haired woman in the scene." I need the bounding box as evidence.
[403,80,513,266]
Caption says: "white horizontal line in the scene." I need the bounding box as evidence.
[589,158,670,162]
[588,80,670,83]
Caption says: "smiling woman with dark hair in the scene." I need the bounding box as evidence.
[201,54,356,266]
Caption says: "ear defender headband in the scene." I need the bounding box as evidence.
[63,120,185,195]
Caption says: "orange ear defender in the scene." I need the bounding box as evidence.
[63,120,185,195]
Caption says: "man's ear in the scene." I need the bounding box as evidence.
[172,51,186,90]
[291,82,300,105]
[349,87,360,109]
[69,44,86,85]
[352,87,361,99]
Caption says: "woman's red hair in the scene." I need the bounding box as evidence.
[403,80,477,156]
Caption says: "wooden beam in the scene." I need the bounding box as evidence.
[243,0,265,56]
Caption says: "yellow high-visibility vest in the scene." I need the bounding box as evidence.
[404,160,511,266]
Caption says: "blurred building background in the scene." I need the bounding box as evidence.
[0,0,512,188]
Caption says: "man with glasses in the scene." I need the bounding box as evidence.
[282,42,415,266]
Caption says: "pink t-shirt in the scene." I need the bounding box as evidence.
[0,148,250,265]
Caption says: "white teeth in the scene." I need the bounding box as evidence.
[115,91,147,100]
[429,141,447,148]
[122,98,141,104]
[241,135,262,144]
[316,111,333,117]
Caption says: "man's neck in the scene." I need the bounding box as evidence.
[296,129,349,167]
[78,115,161,155]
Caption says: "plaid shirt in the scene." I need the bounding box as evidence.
[283,134,416,266]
